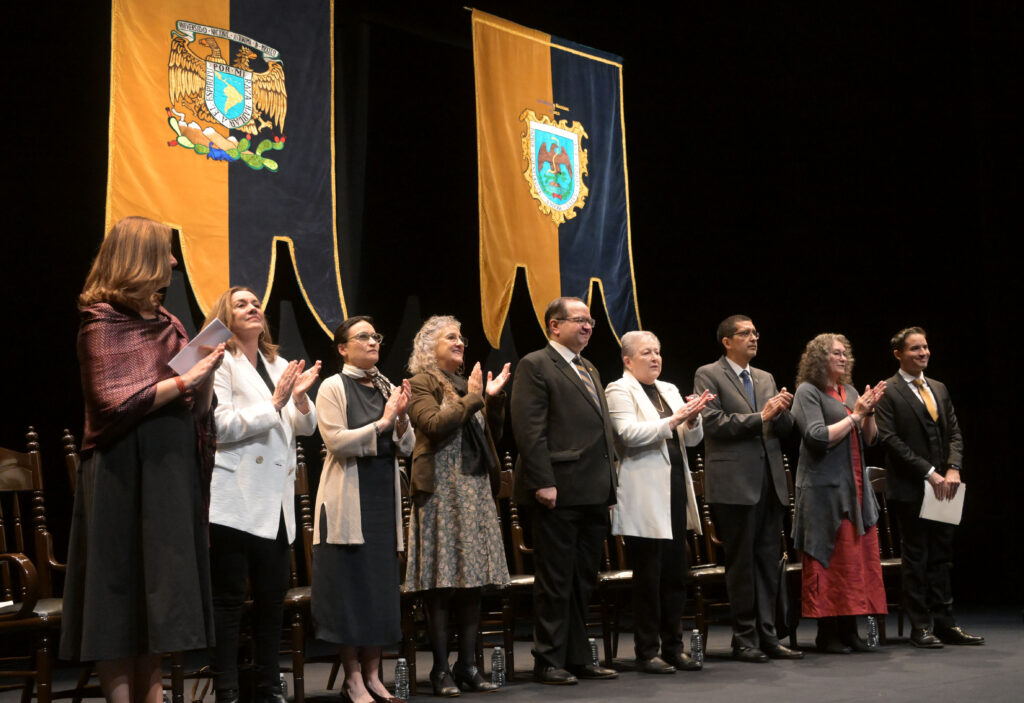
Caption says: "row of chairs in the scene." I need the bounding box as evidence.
[1,428,906,703]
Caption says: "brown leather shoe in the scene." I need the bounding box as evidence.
[566,663,618,679]
[636,656,675,674]
[533,666,578,685]
[663,652,702,671]
[935,626,984,645]
[910,628,944,649]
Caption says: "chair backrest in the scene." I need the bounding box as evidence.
[0,427,60,600]
[689,453,722,566]
[62,429,81,495]
[291,442,314,588]
[866,466,898,559]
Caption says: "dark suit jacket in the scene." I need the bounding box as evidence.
[406,371,504,498]
[510,345,617,506]
[874,372,964,503]
[693,356,793,506]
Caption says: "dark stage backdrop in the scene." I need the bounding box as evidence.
[3,2,1018,604]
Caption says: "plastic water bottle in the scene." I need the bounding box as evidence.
[490,646,506,687]
[690,629,704,669]
[394,658,410,700]
[866,616,880,648]
[589,637,600,667]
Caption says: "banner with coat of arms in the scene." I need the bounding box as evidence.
[472,10,640,347]
[107,0,345,333]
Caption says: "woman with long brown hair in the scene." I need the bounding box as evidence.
[60,216,225,703]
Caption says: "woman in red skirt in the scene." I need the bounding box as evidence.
[791,333,888,653]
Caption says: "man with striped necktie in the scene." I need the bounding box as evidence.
[511,297,619,685]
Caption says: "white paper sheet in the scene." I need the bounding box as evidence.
[919,481,965,525]
[168,318,232,375]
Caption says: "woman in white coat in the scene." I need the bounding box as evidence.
[205,287,320,703]
[606,331,713,674]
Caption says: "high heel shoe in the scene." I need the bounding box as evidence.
[430,670,461,697]
[451,661,499,693]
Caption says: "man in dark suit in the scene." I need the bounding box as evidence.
[511,296,619,685]
[874,326,983,648]
[693,315,803,662]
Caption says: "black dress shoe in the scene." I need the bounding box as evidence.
[636,656,676,674]
[566,663,618,679]
[533,666,578,685]
[816,617,852,654]
[430,670,461,697]
[732,647,769,663]
[256,686,288,703]
[762,643,805,660]
[215,689,240,703]
[451,661,499,692]
[910,628,944,649]
[935,626,985,646]
[663,652,702,671]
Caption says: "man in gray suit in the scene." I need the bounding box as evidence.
[874,326,983,648]
[511,297,619,684]
[693,315,803,662]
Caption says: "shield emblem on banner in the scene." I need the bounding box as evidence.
[520,110,589,224]
[205,62,254,129]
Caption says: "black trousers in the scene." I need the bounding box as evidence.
[890,499,956,631]
[624,466,689,661]
[711,467,784,650]
[531,503,610,669]
[209,516,290,691]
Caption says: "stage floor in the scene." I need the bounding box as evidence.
[4,608,1021,703]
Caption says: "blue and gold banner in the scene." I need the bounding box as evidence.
[108,0,345,333]
[473,10,640,347]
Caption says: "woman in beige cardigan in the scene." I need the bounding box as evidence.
[313,316,413,703]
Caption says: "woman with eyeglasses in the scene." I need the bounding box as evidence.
[791,334,888,653]
[402,316,510,696]
[313,316,413,703]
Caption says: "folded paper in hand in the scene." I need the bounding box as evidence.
[169,318,232,375]
[919,481,965,525]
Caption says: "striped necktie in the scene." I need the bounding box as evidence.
[912,378,939,421]
[740,369,757,410]
[572,356,601,407]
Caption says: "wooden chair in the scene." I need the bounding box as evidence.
[687,454,728,645]
[596,534,631,665]
[280,442,314,703]
[780,455,803,647]
[0,427,65,703]
[867,466,904,642]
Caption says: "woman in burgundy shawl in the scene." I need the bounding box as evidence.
[60,217,225,703]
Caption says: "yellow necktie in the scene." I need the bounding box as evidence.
[913,378,939,422]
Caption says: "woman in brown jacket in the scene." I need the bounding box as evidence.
[403,315,511,696]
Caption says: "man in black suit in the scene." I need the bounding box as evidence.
[693,315,803,662]
[874,327,983,648]
[511,296,618,685]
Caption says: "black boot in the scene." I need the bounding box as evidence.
[816,617,852,654]
[839,616,872,652]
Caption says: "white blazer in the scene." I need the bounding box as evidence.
[606,371,704,540]
[210,349,318,542]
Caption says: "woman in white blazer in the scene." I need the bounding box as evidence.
[205,287,320,703]
[606,331,713,675]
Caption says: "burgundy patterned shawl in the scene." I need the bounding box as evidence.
[78,302,216,520]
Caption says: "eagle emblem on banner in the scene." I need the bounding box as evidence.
[520,109,589,224]
[167,21,287,171]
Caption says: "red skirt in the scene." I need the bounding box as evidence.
[802,519,888,617]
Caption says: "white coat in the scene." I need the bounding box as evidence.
[209,349,318,542]
[606,371,704,540]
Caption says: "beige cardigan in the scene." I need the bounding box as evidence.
[313,372,415,547]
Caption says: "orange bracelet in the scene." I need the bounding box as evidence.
[174,376,186,395]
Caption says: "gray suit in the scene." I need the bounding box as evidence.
[693,356,793,649]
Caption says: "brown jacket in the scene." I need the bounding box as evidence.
[407,371,505,498]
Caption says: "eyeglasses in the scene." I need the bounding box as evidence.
[348,332,384,344]
[830,349,848,358]
[732,329,760,339]
[441,333,469,347]
[556,316,596,327]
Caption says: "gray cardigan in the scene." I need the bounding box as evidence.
[791,382,880,568]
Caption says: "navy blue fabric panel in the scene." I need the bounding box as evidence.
[549,38,638,337]
[228,0,343,329]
